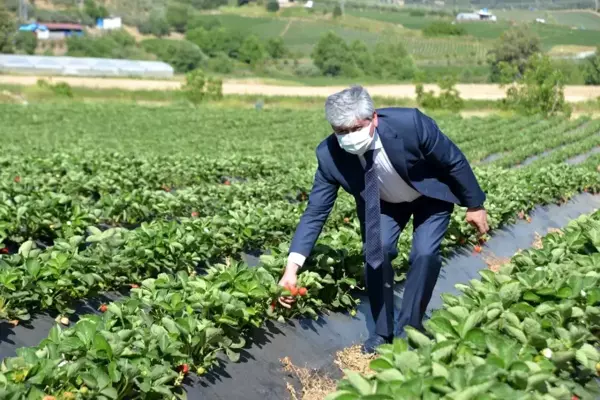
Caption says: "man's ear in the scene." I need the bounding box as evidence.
[372,112,379,128]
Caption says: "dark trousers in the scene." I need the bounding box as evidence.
[364,196,453,338]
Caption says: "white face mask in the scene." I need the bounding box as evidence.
[335,123,374,155]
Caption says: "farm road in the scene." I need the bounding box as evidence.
[2,75,600,102]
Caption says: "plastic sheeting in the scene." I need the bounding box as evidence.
[1,193,600,399]
[0,55,174,78]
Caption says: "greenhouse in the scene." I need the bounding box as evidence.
[0,55,174,78]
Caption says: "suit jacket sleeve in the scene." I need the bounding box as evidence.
[288,151,339,260]
[414,109,486,208]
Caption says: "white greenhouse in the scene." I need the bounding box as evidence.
[0,55,174,78]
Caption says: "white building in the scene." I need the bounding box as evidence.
[456,8,497,22]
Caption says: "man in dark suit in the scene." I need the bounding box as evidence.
[278,86,489,353]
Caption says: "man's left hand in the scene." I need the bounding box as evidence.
[466,206,489,235]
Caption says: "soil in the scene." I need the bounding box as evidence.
[1,75,600,102]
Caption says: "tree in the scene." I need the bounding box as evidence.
[582,48,600,85]
[0,6,15,54]
[142,39,206,73]
[266,1,280,12]
[311,31,351,76]
[186,27,244,58]
[371,38,417,80]
[15,31,38,55]
[84,0,109,20]
[487,26,541,83]
[167,3,191,33]
[348,40,374,75]
[333,3,343,17]
[502,53,571,117]
[138,12,170,37]
[265,37,286,59]
[238,35,266,65]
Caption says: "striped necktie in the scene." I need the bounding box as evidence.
[363,149,384,269]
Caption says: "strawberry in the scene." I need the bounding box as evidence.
[191,211,199,218]
[572,396,579,400]
[129,283,140,289]
[13,176,20,183]
[99,304,108,313]
[526,216,532,223]
[224,179,231,186]
[178,364,190,374]
[42,396,56,400]
[458,237,466,245]
[290,287,299,296]
[270,301,277,310]
[474,245,482,254]
[0,247,8,254]
[298,287,308,296]
[343,217,350,223]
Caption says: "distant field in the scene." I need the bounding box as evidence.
[493,9,600,30]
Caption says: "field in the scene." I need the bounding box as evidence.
[0,102,600,398]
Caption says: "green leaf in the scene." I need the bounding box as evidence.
[460,311,483,338]
[375,368,404,382]
[345,370,372,395]
[406,327,431,348]
[93,333,113,360]
[107,303,122,319]
[18,241,33,258]
[369,358,393,371]
[324,391,360,400]
[100,387,118,400]
[25,259,41,279]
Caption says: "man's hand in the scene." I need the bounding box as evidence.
[466,206,489,235]
[278,262,299,308]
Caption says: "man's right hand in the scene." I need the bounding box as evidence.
[278,262,299,308]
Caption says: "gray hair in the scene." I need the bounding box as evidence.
[324,85,375,128]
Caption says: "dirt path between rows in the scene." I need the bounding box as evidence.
[2,75,600,102]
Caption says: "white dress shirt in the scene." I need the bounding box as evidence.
[288,132,421,268]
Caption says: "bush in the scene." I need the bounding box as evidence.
[67,30,138,59]
[422,21,466,37]
[138,12,170,37]
[167,3,191,33]
[266,1,280,12]
[182,69,222,104]
[142,39,206,73]
[15,31,38,55]
[84,0,109,20]
[488,26,541,83]
[187,0,229,10]
[33,9,95,26]
[265,37,287,59]
[582,48,600,85]
[501,53,571,117]
[0,6,16,54]
[238,35,266,65]
[333,3,343,17]
[311,31,351,76]
[187,16,222,31]
[204,52,235,74]
[37,79,74,98]
[371,38,417,80]
[415,75,463,112]
[186,27,244,59]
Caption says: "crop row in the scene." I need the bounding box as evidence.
[1,162,599,399]
[327,209,600,400]
[1,162,600,321]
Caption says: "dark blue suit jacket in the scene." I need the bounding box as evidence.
[289,107,486,258]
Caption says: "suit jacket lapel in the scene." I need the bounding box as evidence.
[327,134,365,194]
[377,123,409,182]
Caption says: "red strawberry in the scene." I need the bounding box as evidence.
[474,245,482,254]
[0,247,8,254]
[129,283,139,289]
[99,304,108,313]
[13,176,20,183]
[178,364,190,374]
[224,180,231,186]
[572,396,579,400]
[270,301,277,310]
[191,211,199,218]
[290,286,299,296]
[298,287,308,296]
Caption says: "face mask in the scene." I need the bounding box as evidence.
[335,123,374,155]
